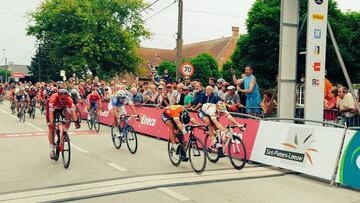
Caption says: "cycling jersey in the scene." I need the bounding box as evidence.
[48,93,75,111]
[198,103,229,119]
[163,105,184,118]
[28,90,37,100]
[108,95,133,115]
[87,92,101,109]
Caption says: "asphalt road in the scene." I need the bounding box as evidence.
[0,101,358,203]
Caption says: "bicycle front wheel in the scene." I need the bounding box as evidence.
[87,116,93,130]
[204,134,220,164]
[31,106,36,119]
[61,132,71,169]
[94,115,101,133]
[168,139,181,167]
[228,136,246,170]
[189,136,206,174]
[111,126,122,149]
[76,107,82,123]
[22,109,26,123]
[126,126,138,154]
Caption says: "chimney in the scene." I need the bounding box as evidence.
[232,26,239,38]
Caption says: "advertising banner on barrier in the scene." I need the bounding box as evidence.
[78,102,260,160]
[250,121,345,180]
[336,130,360,190]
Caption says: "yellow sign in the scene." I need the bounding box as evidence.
[312,14,324,20]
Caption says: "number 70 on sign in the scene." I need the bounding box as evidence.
[180,62,195,77]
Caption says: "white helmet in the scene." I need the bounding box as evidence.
[115,90,126,98]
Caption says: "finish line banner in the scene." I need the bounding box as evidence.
[250,121,345,180]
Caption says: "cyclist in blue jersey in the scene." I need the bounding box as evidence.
[108,90,138,127]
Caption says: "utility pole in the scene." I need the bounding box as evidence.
[175,0,183,81]
[2,49,8,83]
[38,43,41,82]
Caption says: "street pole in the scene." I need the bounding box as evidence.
[38,44,41,82]
[2,49,7,83]
[175,0,183,81]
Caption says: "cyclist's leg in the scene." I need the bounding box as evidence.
[161,113,176,144]
[48,110,56,159]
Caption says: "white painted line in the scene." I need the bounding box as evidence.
[0,109,45,131]
[72,144,90,154]
[157,187,191,202]
[107,162,128,172]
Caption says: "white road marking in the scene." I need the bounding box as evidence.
[0,109,45,131]
[157,187,190,202]
[107,162,128,172]
[0,167,286,202]
[72,144,90,154]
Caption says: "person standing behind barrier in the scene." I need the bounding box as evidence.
[131,87,143,105]
[208,78,219,96]
[204,86,220,104]
[176,83,186,105]
[190,81,206,111]
[183,86,194,108]
[336,86,359,127]
[324,87,338,122]
[143,84,158,104]
[233,65,261,114]
[223,85,243,112]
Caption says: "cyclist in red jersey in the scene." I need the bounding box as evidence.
[47,89,80,159]
[87,86,103,120]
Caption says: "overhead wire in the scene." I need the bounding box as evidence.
[144,0,177,21]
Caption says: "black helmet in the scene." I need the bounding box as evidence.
[180,110,190,124]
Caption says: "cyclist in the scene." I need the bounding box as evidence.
[70,88,81,106]
[198,101,245,155]
[0,83,4,103]
[15,86,28,117]
[47,89,80,159]
[162,105,200,161]
[108,89,137,128]
[28,86,37,114]
[87,87,103,120]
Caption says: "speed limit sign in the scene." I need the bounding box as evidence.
[180,62,195,77]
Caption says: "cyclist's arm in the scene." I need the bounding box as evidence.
[210,115,226,131]
[190,117,201,125]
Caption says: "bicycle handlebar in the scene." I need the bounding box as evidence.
[186,125,209,131]
[120,114,140,121]
[226,123,247,130]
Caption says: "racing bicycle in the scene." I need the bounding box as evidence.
[87,107,100,132]
[111,114,139,154]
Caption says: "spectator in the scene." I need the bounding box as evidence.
[143,84,158,104]
[233,65,261,114]
[218,81,229,101]
[158,85,170,107]
[69,73,79,84]
[131,87,144,105]
[184,86,194,108]
[183,76,191,86]
[336,86,359,126]
[208,78,219,96]
[176,83,186,105]
[204,86,220,104]
[190,81,206,111]
[261,90,277,117]
[324,71,333,100]
[162,69,172,84]
[142,81,152,98]
[166,83,178,105]
[324,88,338,122]
[223,85,242,112]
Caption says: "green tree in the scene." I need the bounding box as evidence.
[0,68,11,82]
[231,0,360,88]
[188,53,220,86]
[157,61,176,80]
[27,0,150,81]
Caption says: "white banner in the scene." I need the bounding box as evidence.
[250,121,344,180]
[304,0,329,122]
[336,130,360,189]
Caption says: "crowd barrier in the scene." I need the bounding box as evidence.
[77,102,360,190]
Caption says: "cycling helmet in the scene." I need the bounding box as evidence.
[30,86,36,91]
[115,90,126,98]
[180,110,190,125]
[216,101,227,113]
[25,86,29,90]
[58,89,69,99]
[217,78,225,84]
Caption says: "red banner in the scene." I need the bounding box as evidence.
[78,102,260,160]
[11,72,25,78]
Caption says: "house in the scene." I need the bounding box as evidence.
[0,64,31,82]
[137,26,240,77]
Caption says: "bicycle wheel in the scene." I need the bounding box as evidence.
[87,112,93,130]
[204,134,220,163]
[189,136,207,174]
[227,136,246,170]
[22,108,26,123]
[125,126,138,154]
[94,115,100,133]
[76,107,82,123]
[54,130,60,161]
[167,138,181,167]
[62,132,71,169]
[31,106,36,119]
[111,125,122,149]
